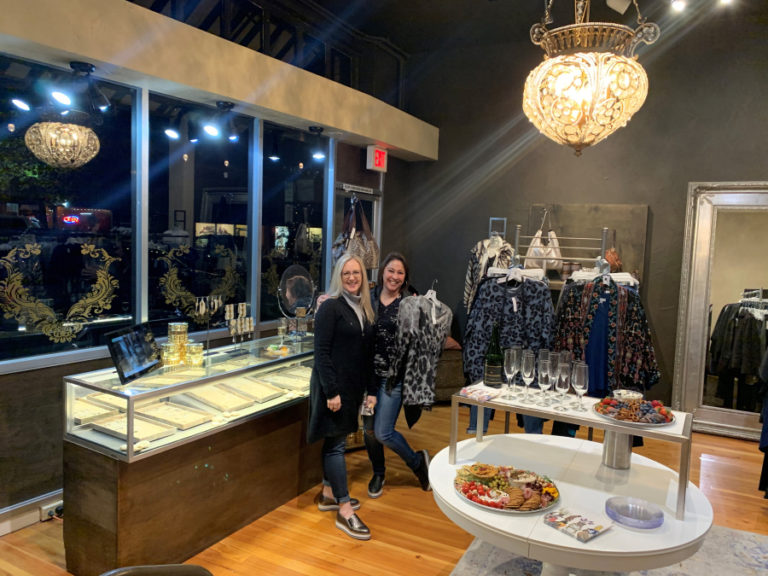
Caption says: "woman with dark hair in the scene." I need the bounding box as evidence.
[308,253,377,540]
[363,252,431,499]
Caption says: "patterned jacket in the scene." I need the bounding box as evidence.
[554,280,660,392]
[389,295,453,408]
[463,237,515,314]
[463,277,555,383]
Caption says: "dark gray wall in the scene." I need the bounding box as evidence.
[380,6,768,402]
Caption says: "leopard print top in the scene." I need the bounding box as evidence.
[463,278,555,384]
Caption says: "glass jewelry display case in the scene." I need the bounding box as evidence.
[64,334,313,462]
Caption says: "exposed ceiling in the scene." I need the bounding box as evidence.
[311,0,668,56]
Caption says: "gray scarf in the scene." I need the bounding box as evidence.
[342,290,364,330]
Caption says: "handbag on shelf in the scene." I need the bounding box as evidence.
[545,230,563,272]
[524,229,546,269]
[524,229,562,271]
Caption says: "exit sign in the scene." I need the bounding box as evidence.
[366,145,388,173]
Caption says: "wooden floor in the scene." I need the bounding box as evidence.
[2,404,767,576]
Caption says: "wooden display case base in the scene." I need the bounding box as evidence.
[64,400,321,576]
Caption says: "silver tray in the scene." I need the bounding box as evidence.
[592,402,675,427]
[454,466,559,514]
[454,484,559,514]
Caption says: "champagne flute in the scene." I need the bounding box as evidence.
[549,352,561,404]
[537,359,551,405]
[503,347,521,399]
[553,359,571,412]
[571,361,589,411]
[521,350,535,403]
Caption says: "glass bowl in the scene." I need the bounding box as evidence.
[605,496,664,529]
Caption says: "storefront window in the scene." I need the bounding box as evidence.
[0,55,133,361]
[147,95,249,336]
[260,123,325,322]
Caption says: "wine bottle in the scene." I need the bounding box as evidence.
[483,322,503,388]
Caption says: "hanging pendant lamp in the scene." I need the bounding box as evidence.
[522,0,660,156]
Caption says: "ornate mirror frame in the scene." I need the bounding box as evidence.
[277,264,316,319]
[673,181,768,441]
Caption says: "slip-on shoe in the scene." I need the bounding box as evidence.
[367,474,385,498]
[315,492,360,512]
[335,512,371,540]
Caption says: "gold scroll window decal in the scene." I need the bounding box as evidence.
[157,244,240,324]
[0,243,120,343]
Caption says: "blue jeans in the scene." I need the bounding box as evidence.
[364,379,420,476]
[523,416,579,437]
[523,415,545,434]
[467,405,493,433]
[322,434,351,503]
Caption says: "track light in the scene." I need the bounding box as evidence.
[267,131,280,162]
[51,91,71,106]
[188,120,200,144]
[308,125,325,161]
[11,98,30,111]
[164,110,184,140]
[68,61,111,116]
[200,101,238,141]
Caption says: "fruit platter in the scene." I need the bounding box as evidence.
[454,462,559,513]
[593,397,674,426]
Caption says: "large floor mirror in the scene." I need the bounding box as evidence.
[673,182,768,440]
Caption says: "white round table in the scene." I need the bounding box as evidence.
[430,434,713,576]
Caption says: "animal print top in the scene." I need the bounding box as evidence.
[463,237,515,314]
[389,295,453,408]
[463,278,555,384]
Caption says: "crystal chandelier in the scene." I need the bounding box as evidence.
[522,0,660,156]
[23,61,107,169]
[24,121,100,169]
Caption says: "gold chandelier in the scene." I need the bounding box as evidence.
[522,0,660,155]
[24,121,100,169]
[23,61,108,169]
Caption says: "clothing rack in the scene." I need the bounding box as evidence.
[741,288,768,301]
[513,224,610,272]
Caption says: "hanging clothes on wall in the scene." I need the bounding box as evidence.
[554,277,659,397]
[388,292,453,426]
[463,234,514,314]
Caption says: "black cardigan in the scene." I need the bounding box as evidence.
[307,296,375,444]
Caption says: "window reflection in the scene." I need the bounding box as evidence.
[148,95,249,335]
[0,54,133,361]
[261,123,324,322]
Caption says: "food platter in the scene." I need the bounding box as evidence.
[454,462,559,514]
[592,398,675,427]
[262,344,293,358]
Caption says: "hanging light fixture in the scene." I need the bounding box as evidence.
[308,126,325,160]
[24,122,100,169]
[201,101,239,141]
[23,61,108,169]
[522,0,660,156]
